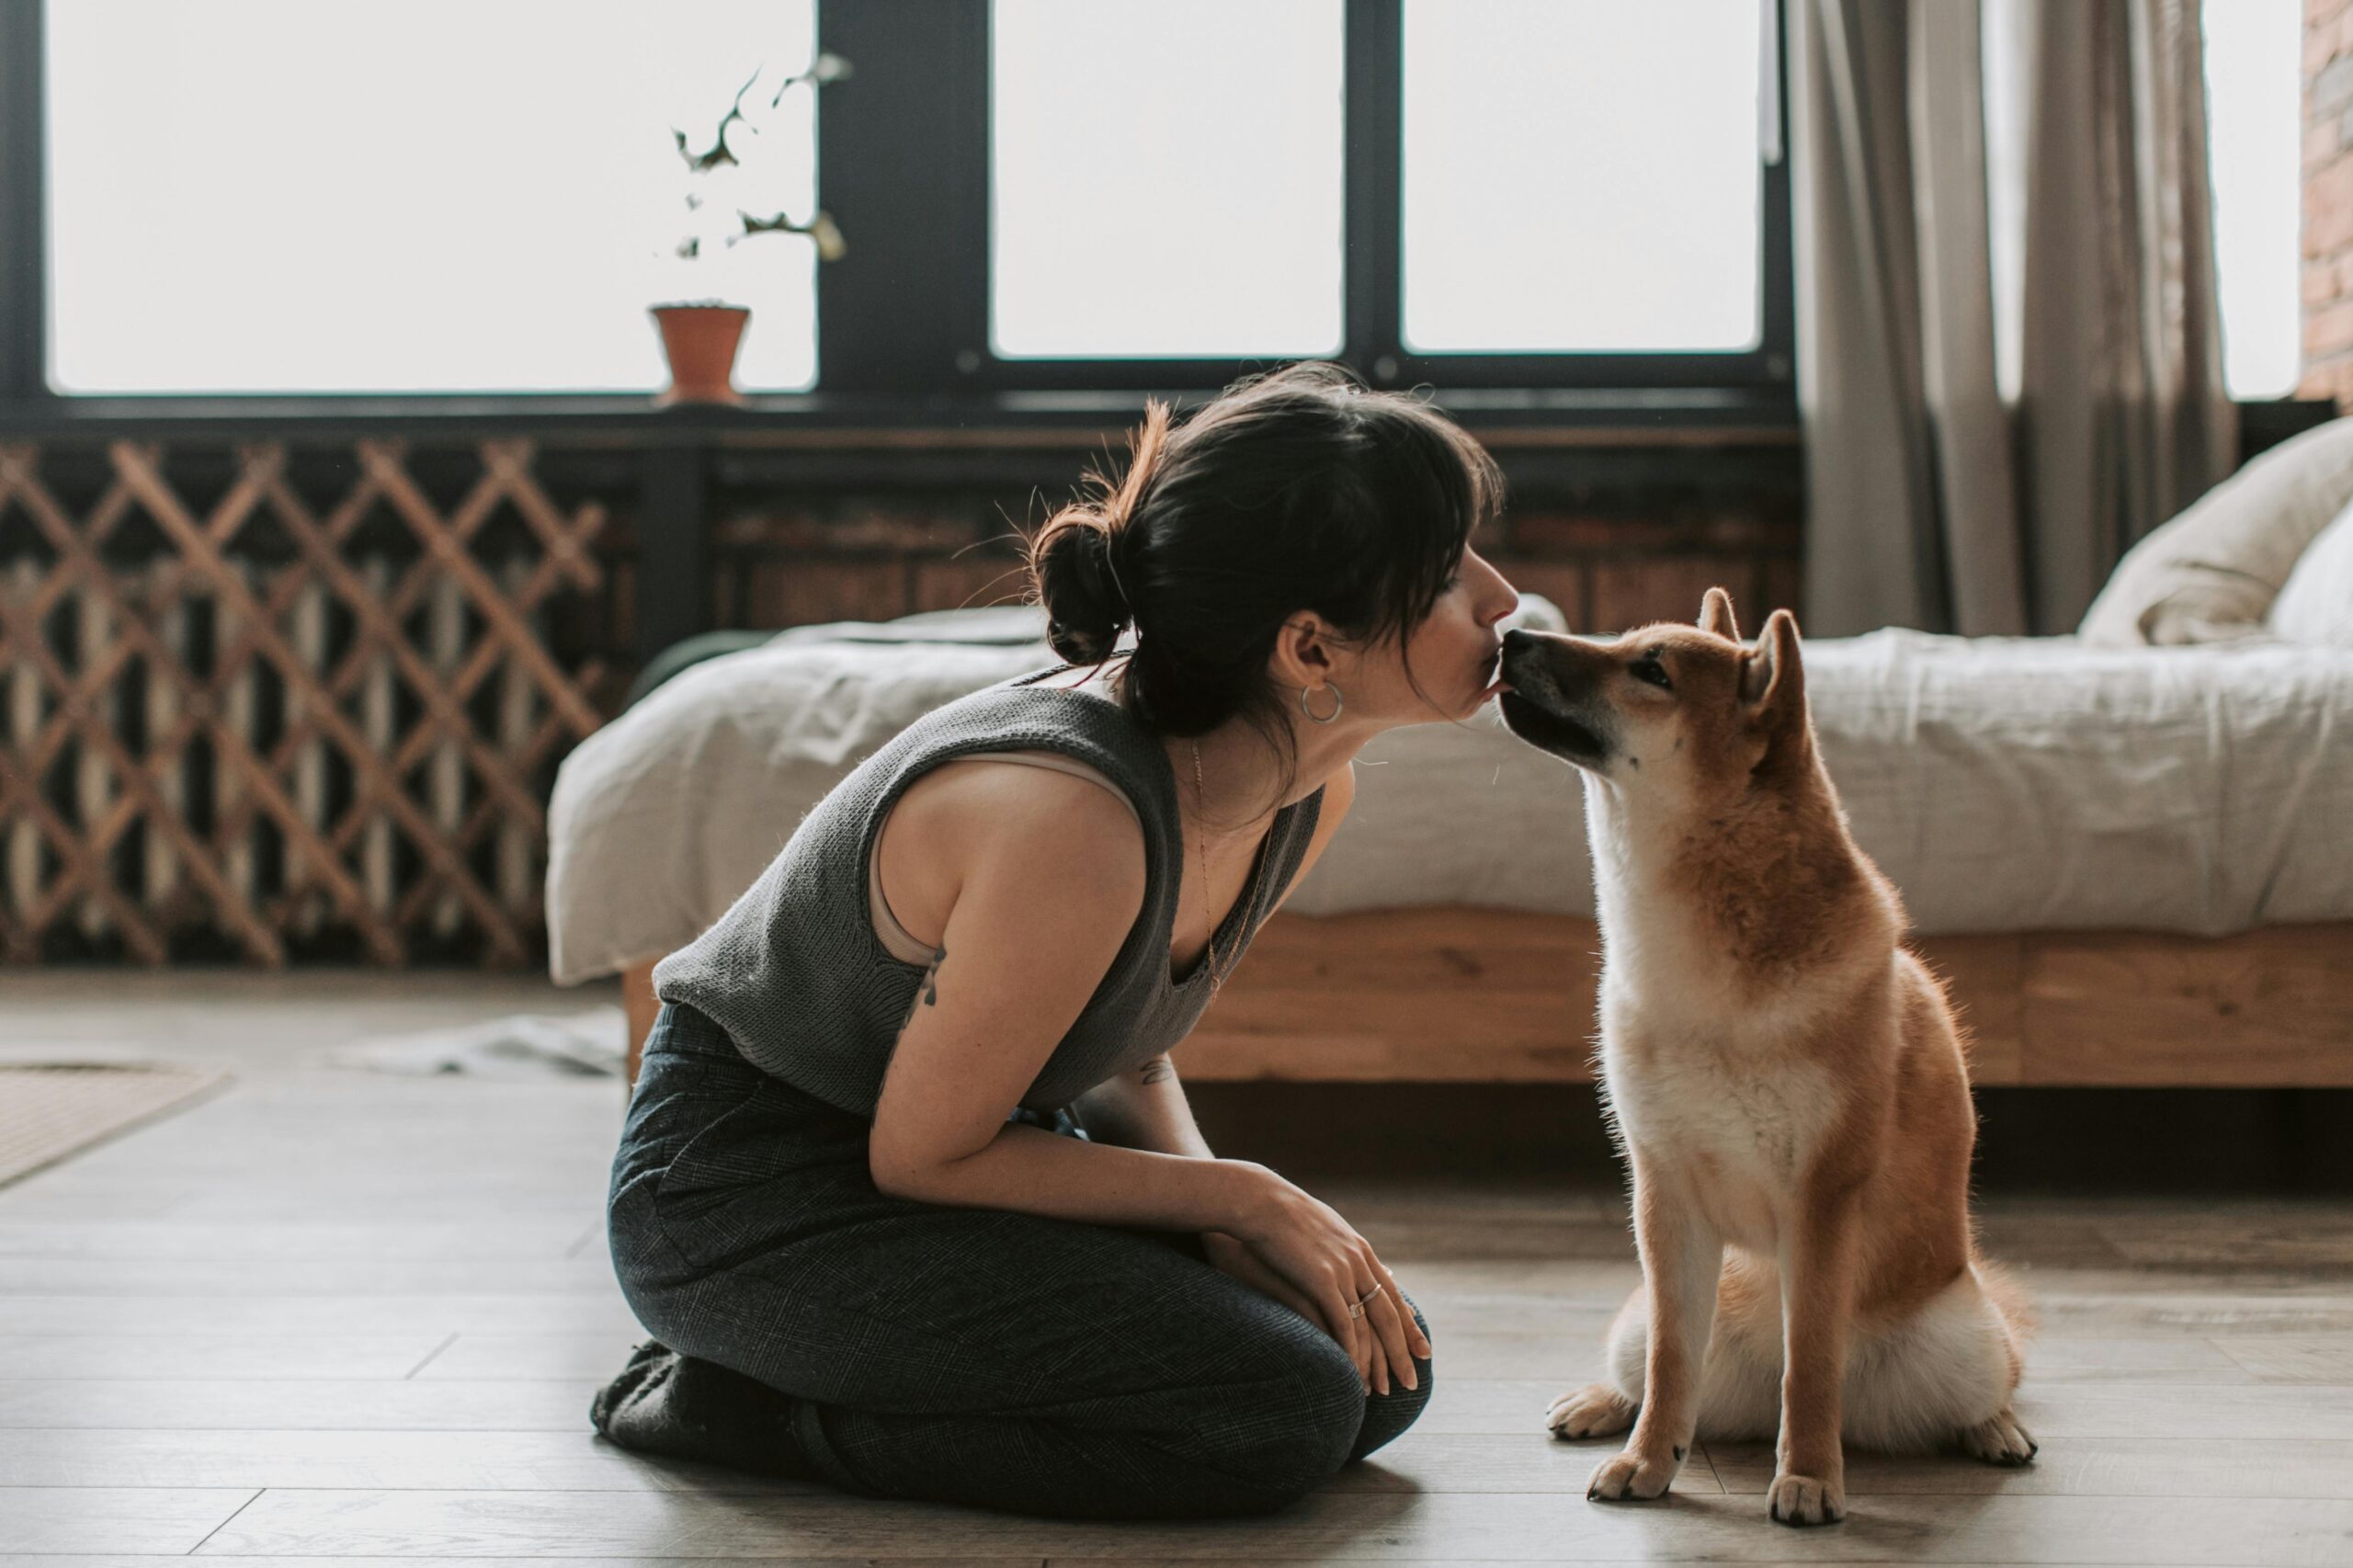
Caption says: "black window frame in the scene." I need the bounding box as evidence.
[821,0,1793,398]
[2,0,1794,415]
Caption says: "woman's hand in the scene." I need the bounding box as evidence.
[1217,1164,1431,1395]
[1200,1230,1324,1321]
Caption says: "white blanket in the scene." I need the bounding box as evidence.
[545,606,2353,984]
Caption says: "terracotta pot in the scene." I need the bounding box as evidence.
[650,304,750,406]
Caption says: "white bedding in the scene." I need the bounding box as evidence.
[545,603,2353,984]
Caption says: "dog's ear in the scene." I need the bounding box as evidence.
[1698,587,1740,642]
[1738,609,1805,731]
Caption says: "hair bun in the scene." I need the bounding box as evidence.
[1031,509,1131,665]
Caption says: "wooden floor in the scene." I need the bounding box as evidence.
[6,974,2353,1565]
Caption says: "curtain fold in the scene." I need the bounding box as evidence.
[1796,0,2233,637]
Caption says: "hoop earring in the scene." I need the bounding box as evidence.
[1299,683,1343,724]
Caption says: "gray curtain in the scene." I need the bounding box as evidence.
[1794,0,2234,637]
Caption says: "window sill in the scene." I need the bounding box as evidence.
[0,385,1802,448]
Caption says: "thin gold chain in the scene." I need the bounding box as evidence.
[1188,739,1222,995]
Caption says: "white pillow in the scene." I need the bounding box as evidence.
[2080,416,2353,645]
[2269,497,2353,647]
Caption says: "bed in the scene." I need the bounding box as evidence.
[548,599,2353,1091]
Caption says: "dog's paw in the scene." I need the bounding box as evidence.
[1959,1409,2039,1466]
[1548,1382,1637,1440]
[1767,1471,1845,1526]
[1586,1446,1677,1502]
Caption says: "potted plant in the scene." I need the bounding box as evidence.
[653,52,848,406]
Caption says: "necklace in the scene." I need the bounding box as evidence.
[1188,739,1224,995]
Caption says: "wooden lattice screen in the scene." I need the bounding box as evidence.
[0,438,611,967]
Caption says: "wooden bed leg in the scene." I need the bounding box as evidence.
[622,960,660,1094]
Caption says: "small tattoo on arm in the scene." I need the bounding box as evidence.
[1138,1056,1175,1085]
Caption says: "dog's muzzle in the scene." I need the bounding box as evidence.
[1498,629,1614,767]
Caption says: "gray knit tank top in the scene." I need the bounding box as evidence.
[651,665,1325,1118]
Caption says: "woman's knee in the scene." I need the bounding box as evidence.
[1349,1294,1435,1461]
[1175,1316,1367,1507]
[1208,1294,1443,1503]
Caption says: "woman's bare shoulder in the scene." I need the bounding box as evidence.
[884,754,1149,926]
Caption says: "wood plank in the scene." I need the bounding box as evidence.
[38,1559,983,1568]
[2093,1211,2353,1269]
[1912,932,2024,1084]
[2027,1291,2353,1338]
[1415,1379,2353,1439]
[2008,1337,2254,1383]
[0,1428,796,1492]
[195,1485,2353,1562]
[418,1334,645,1383]
[1393,1318,1619,1381]
[0,1218,590,1261]
[0,1293,645,1337]
[0,1256,620,1295]
[0,1378,597,1430]
[0,1487,256,1555]
[0,1333,444,1381]
[1705,1437,2353,1498]
[2214,1337,2353,1382]
[1324,1432,1722,1494]
[1185,909,1599,1084]
[2023,924,2353,1086]
[1181,911,2353,1087]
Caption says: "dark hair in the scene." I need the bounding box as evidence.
[1026,361,1505,755]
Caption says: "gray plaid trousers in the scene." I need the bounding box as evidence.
[604,1001,1433,1519]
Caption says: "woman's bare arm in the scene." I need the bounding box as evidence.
[862,762,1275,1233]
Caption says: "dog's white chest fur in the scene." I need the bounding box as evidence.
[1601,1025,1839,1248]
[1588,792,1841,1250]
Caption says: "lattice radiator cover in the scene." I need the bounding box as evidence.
[0,439,611,967]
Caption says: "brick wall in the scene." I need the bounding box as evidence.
[705,439,1803,639]
[2305,0,2353,404]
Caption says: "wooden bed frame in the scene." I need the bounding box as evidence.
[620,909,2353,1090]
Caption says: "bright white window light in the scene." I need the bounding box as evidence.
[2202,0,2302,400]
[991,0,1345,359]
[46,0,818,394]
[1401,0,1765,355]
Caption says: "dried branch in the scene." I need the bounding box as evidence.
[673,64,765,173]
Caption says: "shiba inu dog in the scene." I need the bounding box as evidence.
[1495,590,2034,1527]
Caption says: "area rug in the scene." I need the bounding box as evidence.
[0,1062,233,1188]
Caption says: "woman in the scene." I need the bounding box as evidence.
[593,361,1522,1520]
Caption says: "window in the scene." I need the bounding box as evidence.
[948,0,1791,393]
[2201,0,2301,400]
[17,0,1795,403]
[1400,0,1768,355]
[991,0,1346,359]
[45,0,820,395]
[1984,0,2300,403]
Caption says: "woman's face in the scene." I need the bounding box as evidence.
[1348,546,1522,726]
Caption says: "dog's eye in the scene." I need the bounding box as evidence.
[1631,653,1673,692]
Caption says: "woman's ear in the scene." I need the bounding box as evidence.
[1268,613,1340,692]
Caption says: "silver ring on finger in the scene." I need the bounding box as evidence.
[1346,1299,1366,1321]
[1358,1282,1387,1307]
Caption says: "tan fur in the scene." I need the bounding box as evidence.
[1503,589,2035,1528]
